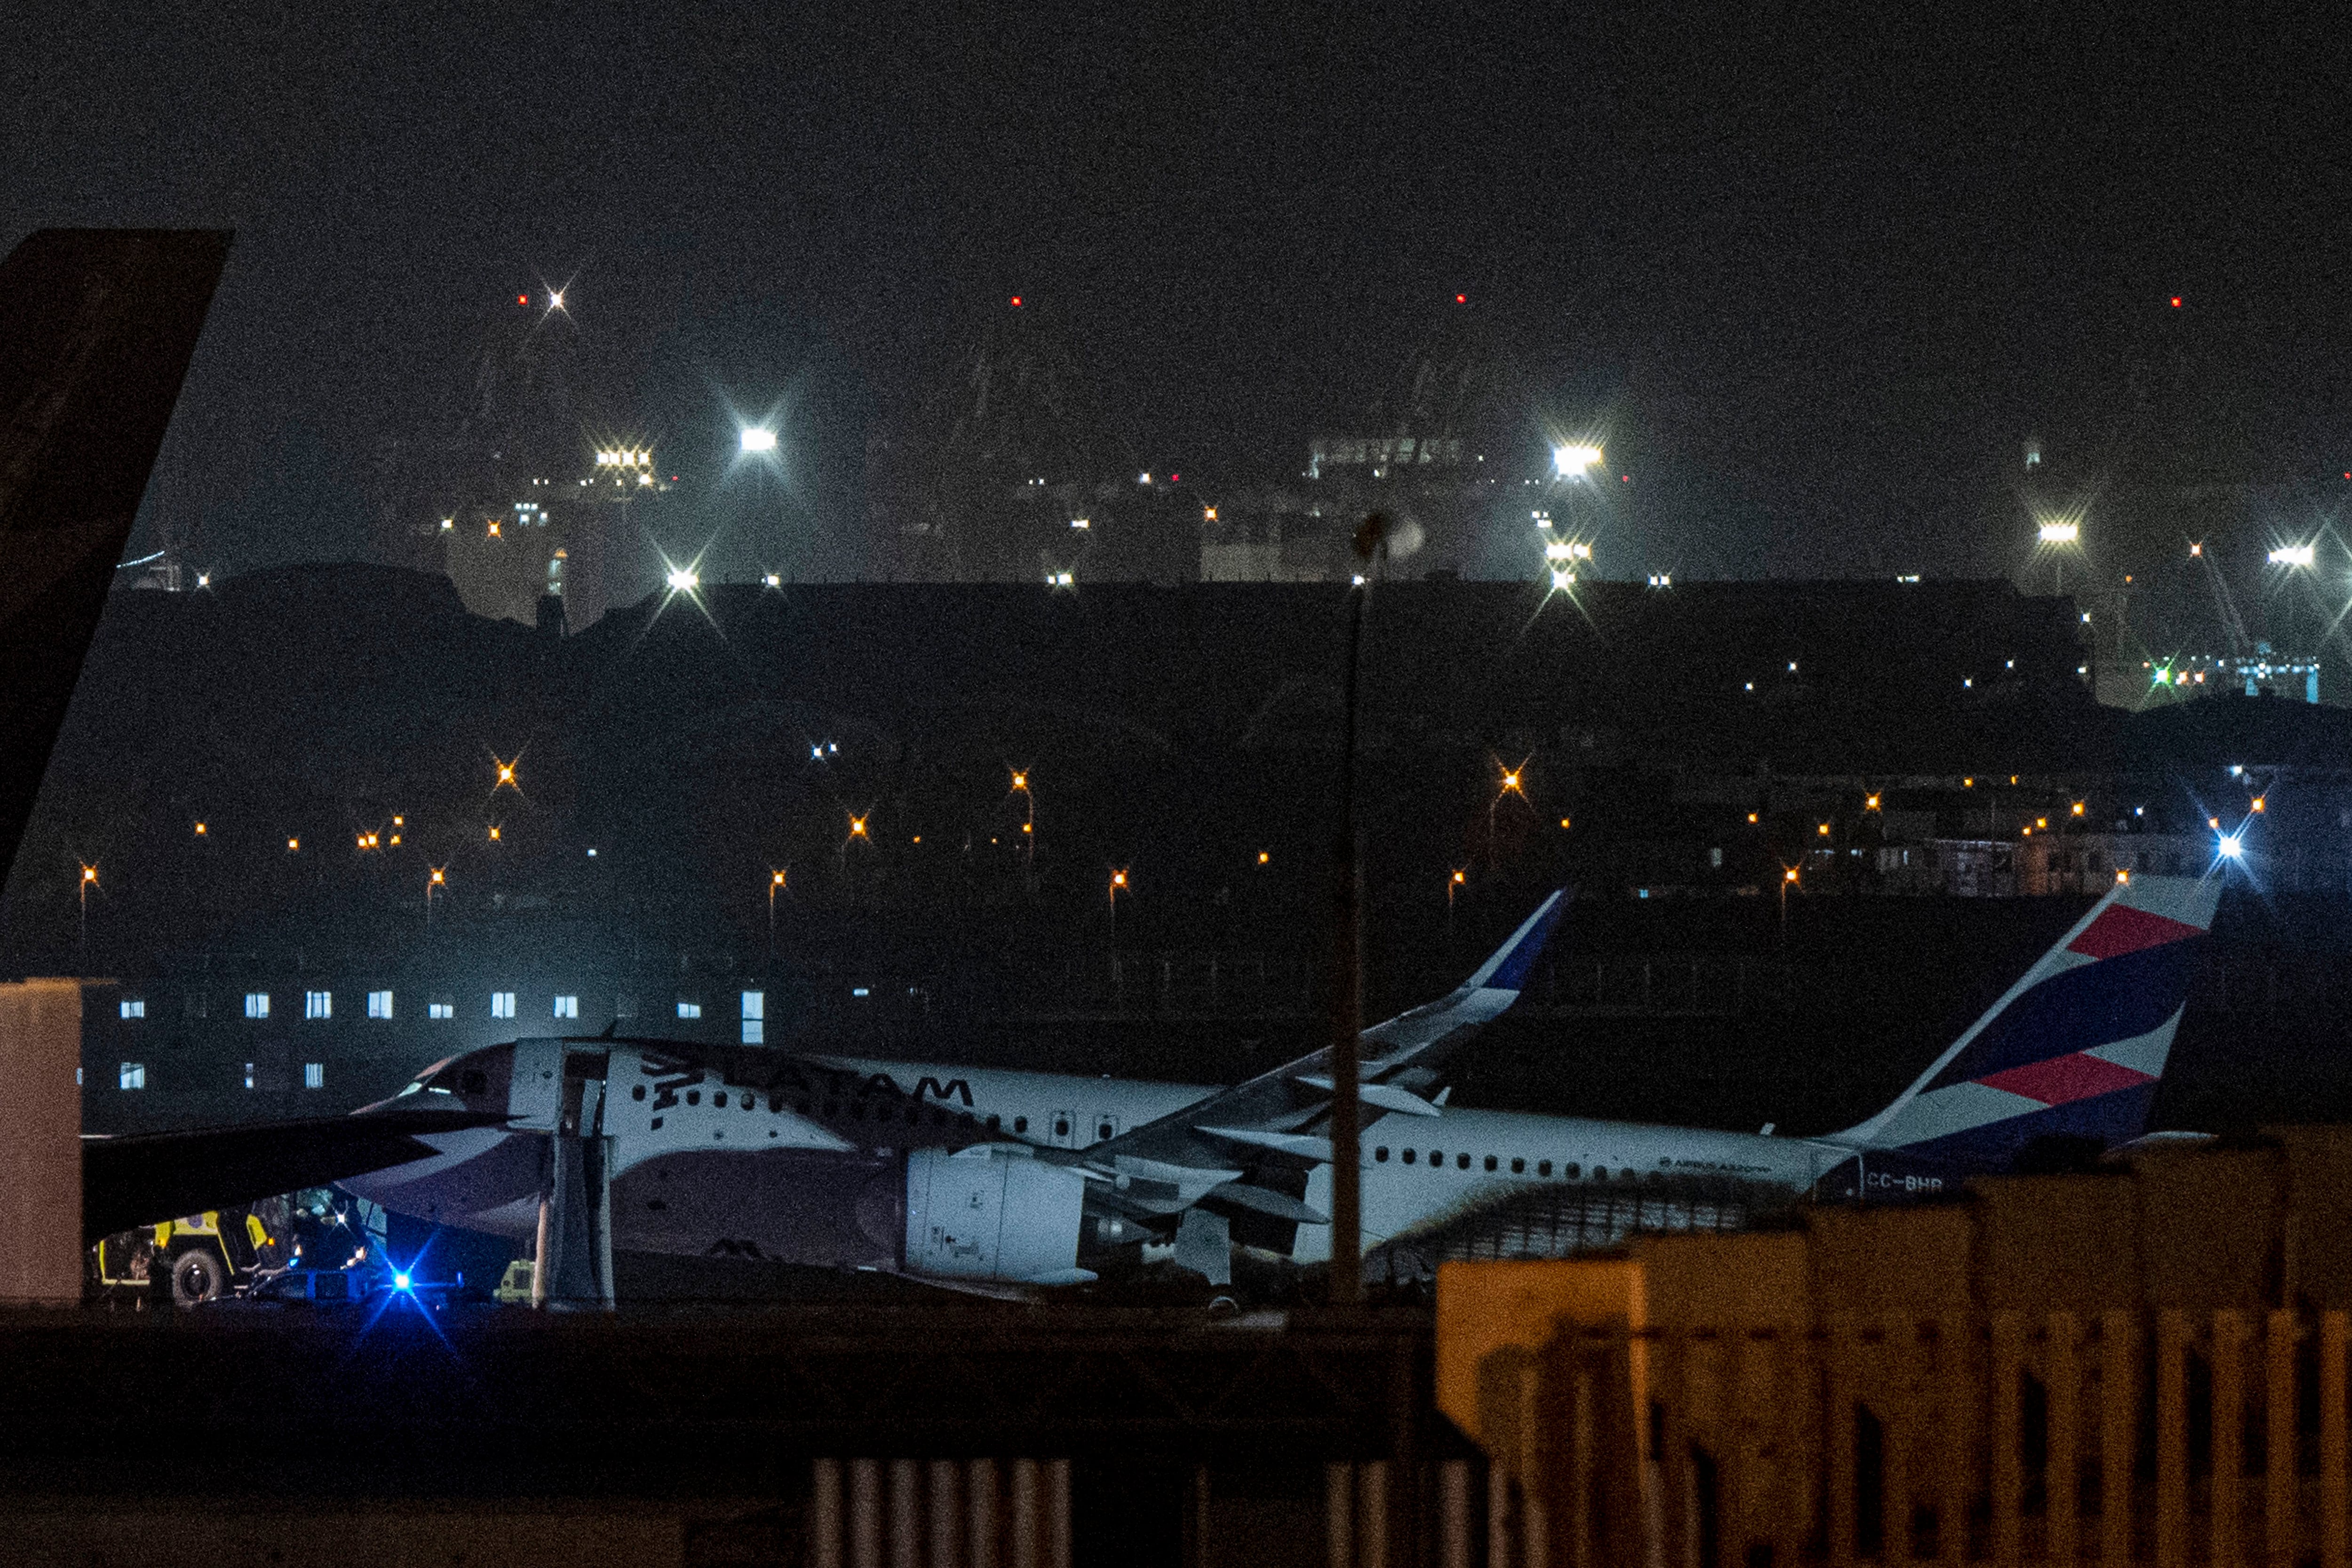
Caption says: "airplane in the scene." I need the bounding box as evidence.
[336,870,2219,1292]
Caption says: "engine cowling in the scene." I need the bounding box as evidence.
[904,1146,1091,1284]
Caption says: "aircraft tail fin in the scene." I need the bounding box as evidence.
[1830,873,2220,1171]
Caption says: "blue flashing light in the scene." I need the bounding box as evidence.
[2218,835,2244,860]
[393,1271,412,1290]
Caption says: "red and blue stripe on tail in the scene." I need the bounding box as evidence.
[1827,873,2220,1179]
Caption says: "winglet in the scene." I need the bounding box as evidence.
[1461,888,1569,995]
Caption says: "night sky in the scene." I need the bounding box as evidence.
[7,6,2344,584]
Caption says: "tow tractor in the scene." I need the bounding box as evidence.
[89,1204,289,1307]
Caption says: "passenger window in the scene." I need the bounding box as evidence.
[1013,1116,1027,1134]
[1428,1151,1441,1166]
[743,1096,755,1113]
[1374,1147,1389,1162]
[1402,1149,1416,1164]
[1457,1153,1470,1170]
[1565,1163,1581,1179]
[1054,1118,1070,1138]
[1484,1155,1498,1172]
[632,1085,647,1101]
[1538,1160,1553,1177]
[1593,1166,1606,1180]
[987,1114,1002,1131]
[686,1090,701,1106]
[650,1117,664,1130]
[713,1092,727,1108]
[1510,1158,1525,1174]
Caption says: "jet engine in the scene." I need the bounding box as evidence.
[903,1146,1092,1285]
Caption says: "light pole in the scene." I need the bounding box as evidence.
[768,868,787,963]
[78,864,97,964]
[1328,510,1402,1310]
[1446,868,1466,940]
[427,866,446,931]
[1780,866,1798,952]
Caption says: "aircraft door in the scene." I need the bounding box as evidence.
[1048,1109,1076,1148]
[1090,1113,1119,1146]
[509,1039,564,1130]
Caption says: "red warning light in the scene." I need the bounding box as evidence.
[1009,295,1023,307]
[1455,293,1466,304]
[1169,473,1180,483]
[1621,474,1631,483]
[2169,296,2183,308]
[517,294,528,305]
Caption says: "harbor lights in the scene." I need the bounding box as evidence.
[1553,444,1603,480]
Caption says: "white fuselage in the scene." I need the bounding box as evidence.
[822,1056,1836,1262]
[349,1048,1836,1266]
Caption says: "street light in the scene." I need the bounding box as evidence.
[2038,520,2080,544]
[2269,544,2316,567]
[739,428,777,454]
[768,868,787,961]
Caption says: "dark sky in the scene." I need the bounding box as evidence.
[7,4,2345,582]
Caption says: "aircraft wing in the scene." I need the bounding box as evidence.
[1063,890,1568,1232]
[0,228,232,881]
[81,1107,507,1241]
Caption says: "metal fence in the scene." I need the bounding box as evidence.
[1477,1309,2352,1568]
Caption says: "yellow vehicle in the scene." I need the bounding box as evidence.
[493,1258,535,1306]
[90,1207,284,1307]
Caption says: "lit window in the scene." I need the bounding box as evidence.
[303,1062,324,1090]
[553,995,580,1019]
[491,992,516,1019]
[741,990,764,1044]
[677,1000,702,1019]
[428,1002,454,1020]
[366,990,393,1019]
[243,1062,257,1090]
[244,993,269,1019]
[119,1062,145,1090]
[305,990,332,1020]
[119,998,145,1019]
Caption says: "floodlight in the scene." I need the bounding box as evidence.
[739,428,777,454]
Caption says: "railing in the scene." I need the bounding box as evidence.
[1476,1309,2352,1568]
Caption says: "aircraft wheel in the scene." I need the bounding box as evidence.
[170,1249,226,1307]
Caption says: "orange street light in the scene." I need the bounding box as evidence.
[2071,802,2086,817]
[487,825,501,841]
[492,755,520,792]
[286,837,300,852]
[1009,769,1029,793]
[392,815,404,827]
[848,815,869,838]
[1865,794,1881,811]
[193,821,207,836]
[2252,797,2267,813]
[1784,868,1798,883]
[1747,812,1759,824]
[81,864,98,886]
[1257,851,1270,865]
[1817,823,1831,836]
[430,867,445,885]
